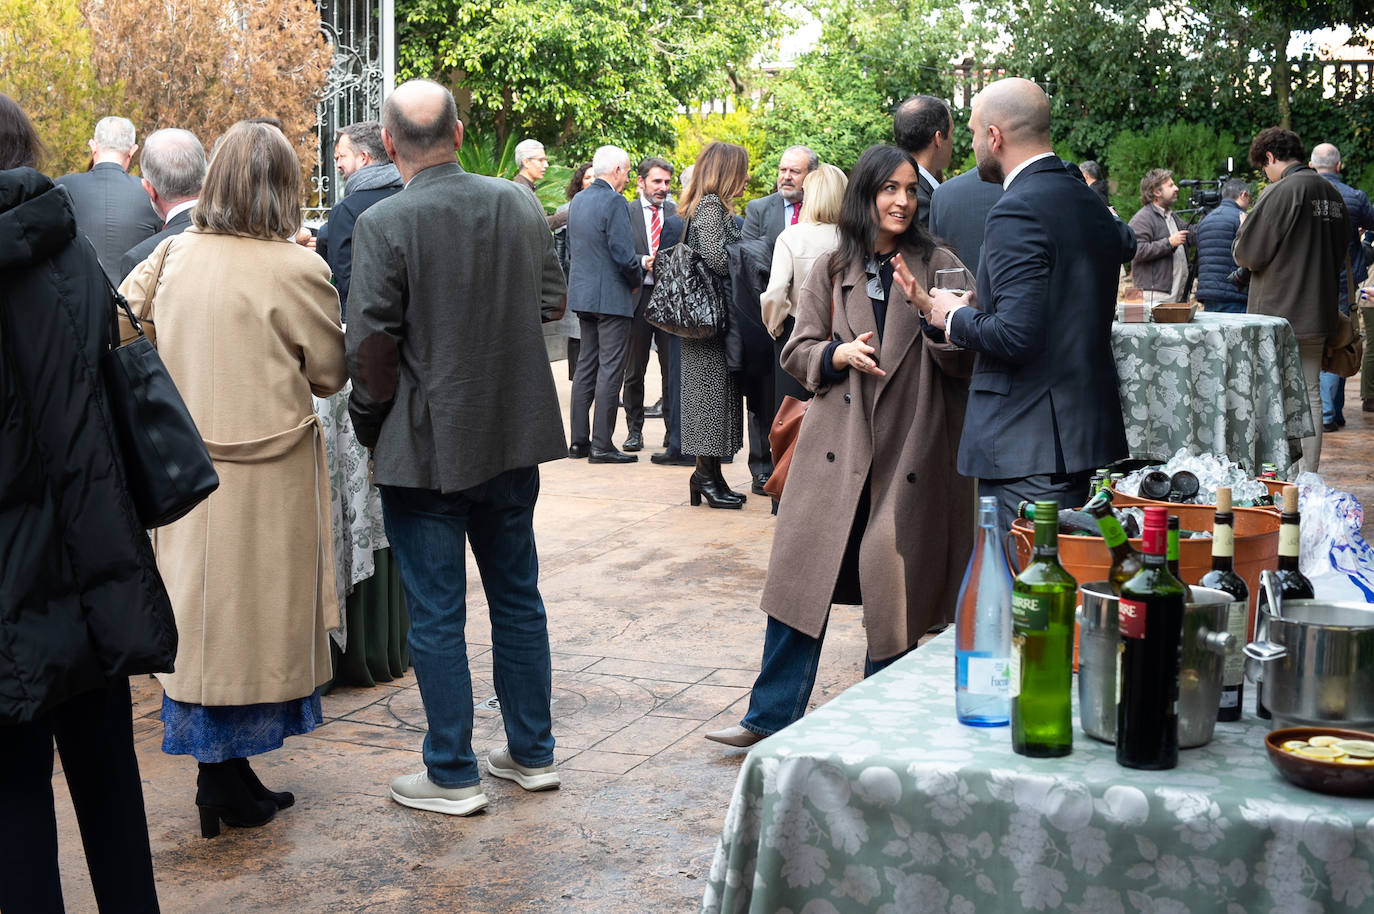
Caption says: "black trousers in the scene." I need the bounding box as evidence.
[742,369,775,478]
[621,288,672,437]
[570,313,633,451]
[0,677,160,913]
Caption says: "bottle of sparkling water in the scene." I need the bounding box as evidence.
[1011,500,1077,757]
[954,496,1012,727]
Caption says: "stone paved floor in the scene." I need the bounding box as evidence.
[51,363,1374,913]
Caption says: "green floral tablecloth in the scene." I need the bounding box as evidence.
[703,631,1374,914]
[1111,313,1314,479]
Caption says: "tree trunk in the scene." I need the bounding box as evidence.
[1273,33,1291,129]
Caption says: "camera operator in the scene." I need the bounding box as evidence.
[1194,178,1252,313]
[1129,168,1193,303]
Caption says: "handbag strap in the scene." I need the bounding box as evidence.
[1347,252,1357,318]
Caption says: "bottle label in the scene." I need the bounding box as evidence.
[1219,689,1240,709]
[964,655,1012,697]
[1212,524,1234,558]
[1009,635,1023,698]
[1100,516,1127,548]
[1279,523,1300,557]
[1119,597,1148,639]
[1222,600,1247,686]
[1012,592,1049,632]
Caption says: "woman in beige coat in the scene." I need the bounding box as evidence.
[708,145,975,747]
[119,122,346,837]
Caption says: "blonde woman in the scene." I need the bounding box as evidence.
[760,163,847,408]
[119,121,346,838]
[677,141,751,508]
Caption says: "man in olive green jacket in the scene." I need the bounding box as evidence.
[1233,126,1351,472]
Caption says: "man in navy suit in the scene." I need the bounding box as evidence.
[118,128,206,281]
[566,145,644,463]
[621,157,676,453]
[56,117,160,283]
[928,167,1002,276]
[917,77,1131,530]
[894,95,955,230]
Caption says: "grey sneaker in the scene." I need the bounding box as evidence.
[486,746,561,791]
[390,771,489,816]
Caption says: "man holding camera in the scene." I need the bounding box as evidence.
[1194,179,1252,314]
[1129,168,1193,303]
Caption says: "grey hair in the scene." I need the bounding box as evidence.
[1311,144,1342,170]
[514,138,545,168]
[591,145,629,177]
[93,116,136,152]
[782,145,819,173]
[1079,160,1103,181]
[140,129,206,200]
[1221,178,1250,201]
[338,121,389,163]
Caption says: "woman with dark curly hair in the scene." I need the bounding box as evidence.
[707,144,975,747]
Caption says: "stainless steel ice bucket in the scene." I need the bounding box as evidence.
[1077,582,1236,747]
[1244,589,1374,730]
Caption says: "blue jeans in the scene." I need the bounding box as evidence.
[1320,299,1352,426]
[380,467,554,788]
[740,616,911,736]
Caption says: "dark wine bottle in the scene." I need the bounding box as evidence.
[1085,497,1143,594]
[1117,505,1186,770]
[1011,500,1076,758]
[1197,487,1248,722]
[1016,501,1100,536]
[1257,485,1314,719]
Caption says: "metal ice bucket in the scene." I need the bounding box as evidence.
[1244,572,1374,730]
[1077,582,1237,747]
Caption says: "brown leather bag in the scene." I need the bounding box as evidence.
[762,277,840,501]
[1323,257,1365,379]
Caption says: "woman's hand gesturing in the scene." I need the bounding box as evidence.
[833,331,886,377]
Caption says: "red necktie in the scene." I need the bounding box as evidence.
[790,202,801,225]
[650,205,662,256]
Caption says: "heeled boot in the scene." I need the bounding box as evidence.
[196,761,277,838]
[689,457,744,509]
[232,757,295,809]
[710,458,747,503]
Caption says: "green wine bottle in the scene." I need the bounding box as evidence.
[1011,500,1077,758]
[1085,497,1143,594]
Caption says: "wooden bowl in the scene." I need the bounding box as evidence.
[1265,727,1374,797]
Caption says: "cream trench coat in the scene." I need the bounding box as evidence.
[119,229,346,705]
[760,245,976,661]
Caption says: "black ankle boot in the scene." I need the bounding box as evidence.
[710,457,747,502]
[196,761,276,838]
[689,457,743,509]
[232,757,295,809]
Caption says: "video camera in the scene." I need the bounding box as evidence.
[1178,178,1223,211]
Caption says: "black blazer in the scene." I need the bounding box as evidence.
[948,155,1132,480]
[916,172,935,230]
[325,183,403,319]
[567,179,642,317]
[627,196,677,257]
[928,169,1003,276]
[55,162,160,283]
[118,206,194,281]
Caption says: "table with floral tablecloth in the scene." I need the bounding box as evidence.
[703,630,1374,914]
[1111,313,1314,479]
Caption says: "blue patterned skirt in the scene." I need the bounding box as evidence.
[161,691,324,763]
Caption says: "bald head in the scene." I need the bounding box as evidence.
[140,128,206,205]
[1311,142,1341,172]
[972,78,1051,147]
[381,79,461,176]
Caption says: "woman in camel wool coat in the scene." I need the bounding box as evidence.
[708,144,975,746]
[119,121,346,837]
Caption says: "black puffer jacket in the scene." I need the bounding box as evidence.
[1194,198,1247,310]
[0,167,177,725]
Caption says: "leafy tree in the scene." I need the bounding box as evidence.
[82,0,332,182]
[1105,123,1245,220]
[667,109,770,202]
[0,0,125,175]
[398,0,784,162]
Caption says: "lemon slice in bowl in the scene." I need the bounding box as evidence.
[1309,735,1344,747]
[1296,745,1346,760]
[1281,739,1309,751]
[1333,739,1374,758]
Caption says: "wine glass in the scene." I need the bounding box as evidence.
[934,268,967,296]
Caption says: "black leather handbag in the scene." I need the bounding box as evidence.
[644,220,729,339]
[99,257,218,528]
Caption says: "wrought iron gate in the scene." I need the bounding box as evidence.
[306,0,393,221]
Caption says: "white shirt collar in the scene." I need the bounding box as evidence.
[917,163,941,190]
[165,199,197,224]
[1002,152,1057,190]
[641,195,663,212]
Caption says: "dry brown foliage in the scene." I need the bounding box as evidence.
[81,0,332,182]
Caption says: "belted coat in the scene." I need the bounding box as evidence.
[760,245,976,661]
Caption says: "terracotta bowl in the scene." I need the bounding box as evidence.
[1265,727,1374,797]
